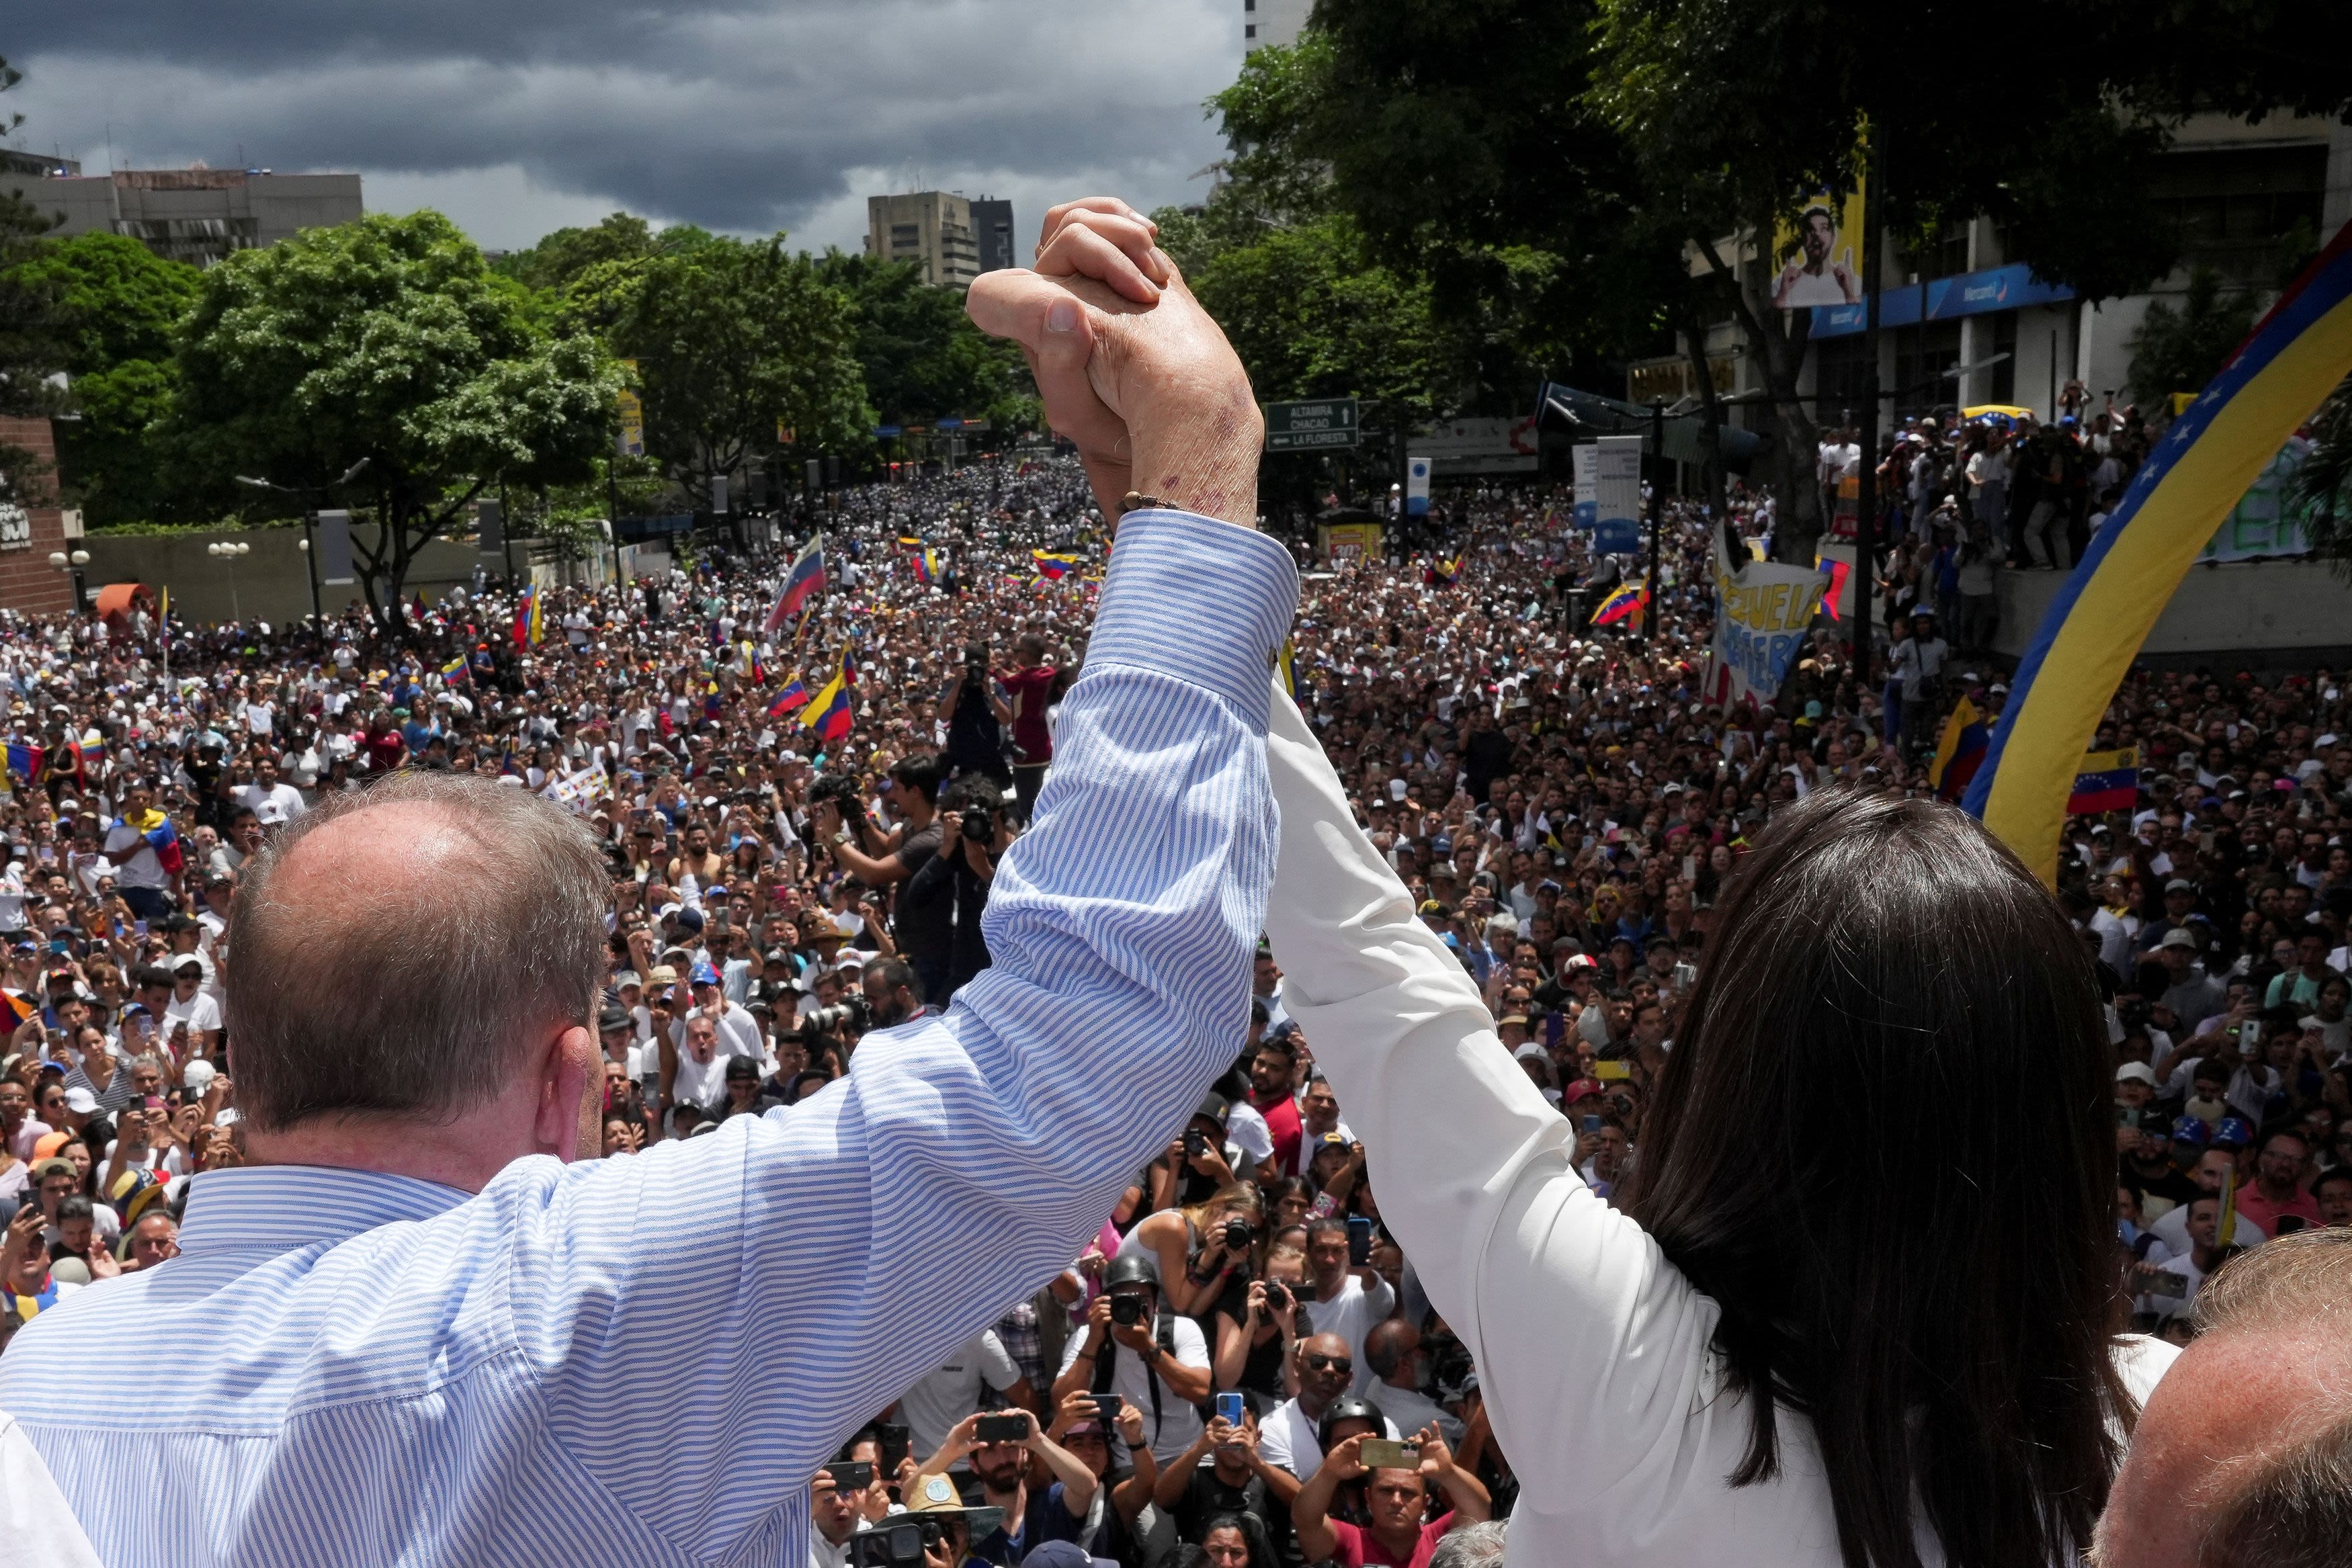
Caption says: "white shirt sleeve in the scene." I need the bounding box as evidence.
[0,1413,101,1567]
[974,1330,1023,1395]
[1224,1102,1275,1165]
[1261,683,1725,1503]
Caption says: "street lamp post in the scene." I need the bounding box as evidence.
[234,457,371,629]
[44,550,89,613]
[206,539,251,621]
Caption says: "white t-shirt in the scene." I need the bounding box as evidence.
[1258,1395,1400,1483]
[163,990,222,1041]
[900,1330,1024,1461]
[669,1048,732,1113]
[1224,1102,1275,1168]
[1054,1311,1211,1465]
[1306,1272,1398,1396]
[235,781,307,826]
[99,823,168,891]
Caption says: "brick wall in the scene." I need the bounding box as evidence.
[0,417,76,616]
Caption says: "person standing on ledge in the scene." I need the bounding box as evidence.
[0,196,1296,1568]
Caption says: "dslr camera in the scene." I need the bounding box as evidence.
[1109,1295,1149,1327]
[960,804,994,844]
[1222,1219,1252,1250]
[807,774,868,835]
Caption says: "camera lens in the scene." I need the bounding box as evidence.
[1224,1221,1251,1248]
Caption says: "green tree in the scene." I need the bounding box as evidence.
[0,53,65,445]
[2126,268,2259,407]
[166,210,620,631]
[812,249,1033,433]
[573,236,870,511]
[491,212,722,294]
[4,232,202,525]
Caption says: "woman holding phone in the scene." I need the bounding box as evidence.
[1257,679,2175,1568]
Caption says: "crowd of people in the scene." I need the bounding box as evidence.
[1807,394,2164,655]
[0,441,2343,1567]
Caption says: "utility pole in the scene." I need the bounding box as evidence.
[1642,398,1667,646]
[1852,131,1886,691]
[299,509,324,625]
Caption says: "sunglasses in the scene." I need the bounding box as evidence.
[1302,1354,1352,1375]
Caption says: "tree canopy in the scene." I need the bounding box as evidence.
[566,234,870,512]
[167,210,619,627]
[813,249,1033,432]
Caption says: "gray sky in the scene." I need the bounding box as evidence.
[5,0,1245,256]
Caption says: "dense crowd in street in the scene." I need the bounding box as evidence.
[0,447,2342,1567]
[1804,392,2161,657]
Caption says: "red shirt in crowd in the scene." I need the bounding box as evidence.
[1001,664,1061,766]
[1254,1090,1302,1180]
[1327,1512,1458,1567]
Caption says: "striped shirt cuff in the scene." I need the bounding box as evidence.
[1086,511,1299,726]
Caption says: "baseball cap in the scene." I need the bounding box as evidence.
[1194,1092,1230,1125]
[62,1086,97,1115]
[2212,1116,2255,1149]
[2158,928,2199,951]
[31,1156,76,1184]
[1562,1081,1601,1106]
[690,963,722,988]
[597,1006,632,1033]
[2164,878,2195,894]
[182,1059,217,1096]
[2115,1061,2156,1087]
[643,964,679,988]
[723,1056,759,1081]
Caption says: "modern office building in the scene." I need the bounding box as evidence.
[970,197,1017,275]
[1243,0,1314,49]
[0,164,364,268]
[864,191,985,288]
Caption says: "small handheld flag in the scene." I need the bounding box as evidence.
[1032,550,1080,582]
[1928,697,1989,803]
[766,673,810,716]
[798,656,853,744]
[1591,583,1648,627]
[767,537,827,633]
[2067,747,2140,817]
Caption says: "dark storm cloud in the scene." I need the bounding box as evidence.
[6,0,1236,238]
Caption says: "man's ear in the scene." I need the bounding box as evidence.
[538,1023,599,1162]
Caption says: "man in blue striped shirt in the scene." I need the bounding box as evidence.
[0,196,1287,1568]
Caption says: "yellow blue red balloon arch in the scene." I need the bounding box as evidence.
[1962,222,2352,883]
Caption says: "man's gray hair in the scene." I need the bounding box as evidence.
[228,771,609,1133]
[2190,1230,2352,1568]
[1428,1520,1507,1568]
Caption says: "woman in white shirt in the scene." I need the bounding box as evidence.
[1261,687,2171,1568]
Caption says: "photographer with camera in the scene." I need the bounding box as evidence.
[939,642,1013,789]
[1052,1254,1214,1467]
[1212,1242,1310,1401]
[1122,1180,1265,1321]
[901,775,1012,1003]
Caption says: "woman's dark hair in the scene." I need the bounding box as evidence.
[1622,788,2128,1568]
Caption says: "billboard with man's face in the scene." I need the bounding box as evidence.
[1772,185,1865,310]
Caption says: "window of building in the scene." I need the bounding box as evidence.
[2150,144,2326,272]
[1246,23,1257,36]
[1811,335,1870,423]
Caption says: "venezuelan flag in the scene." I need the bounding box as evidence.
[1427,556,1462,586]
[3,743,41,781]
[0,991,33,1029]
[766,537,827,633]
[78,734,108,768]
[766,672,810,715]
[2067,748,2141,816]
[511,586,534,651]
[798,662,853,744]
[1591,583,1648,627]
[1032,550,1080,582]
[1928,697,1989,803]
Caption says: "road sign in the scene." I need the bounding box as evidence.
[1263,398,1359,452]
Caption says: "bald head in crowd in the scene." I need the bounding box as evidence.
[2097,1229,2352,1567]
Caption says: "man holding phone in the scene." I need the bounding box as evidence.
[1300,1217,1395,1397]
[911,1407,1101,1563]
